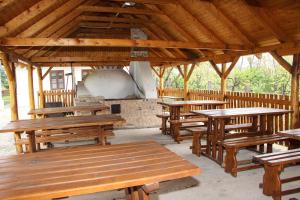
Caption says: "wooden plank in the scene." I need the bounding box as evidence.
[0,141,200,200]
[0,38,248,51]
[0,0,62,37]
[0,114,125,133]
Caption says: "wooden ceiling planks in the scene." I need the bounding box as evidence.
[0,0,299,66]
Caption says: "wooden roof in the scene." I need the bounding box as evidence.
[0,0,300,67]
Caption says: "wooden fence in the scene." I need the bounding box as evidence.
[38,90,76,107]
[163,88,293,132]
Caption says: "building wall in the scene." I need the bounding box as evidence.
[15,65,90,119]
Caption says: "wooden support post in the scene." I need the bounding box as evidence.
[27,64,35,119]
[0,52,23,153]
[159,67,165,97]
[220,63,227,101]
[183,65,189,100]
[37,67,45,108]
[291,54,300,128]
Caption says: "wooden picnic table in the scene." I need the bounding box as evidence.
[278,128,300,149]
[191,107,292,164]
[158,100,227,135]
[0,114,125,153]
[0,141,201,200]
[28,104,110,117]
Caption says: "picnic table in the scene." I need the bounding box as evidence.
[0,114,125,153]
[158,100,227,135]
[0,141,201,200]
[28,104,110,117]
[192,107,292,164]
[278,128,300,149]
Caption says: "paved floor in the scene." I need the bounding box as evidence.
[0,116,299,200]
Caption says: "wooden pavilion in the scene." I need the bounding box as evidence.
[0,0,300,151]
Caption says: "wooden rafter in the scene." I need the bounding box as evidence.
[0,0,63,37]
[224,56,240,78]
[209,60,222,77]
[41,67,53,80]
[77,5,163,15]
[242,0,291,42]
[270,51,292,73]
[109,0,175,5]
[31,56,190,63]
[210,1,255,46]
[17,0,85,38]
[0,38,247,51]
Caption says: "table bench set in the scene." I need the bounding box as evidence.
[157,100,300,200]
[0,103,202,200]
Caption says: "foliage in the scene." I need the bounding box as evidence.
[164,54,292,95]
[0,66,8,90]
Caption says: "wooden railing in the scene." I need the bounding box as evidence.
[38,90,76,107]
[163,88,293,132]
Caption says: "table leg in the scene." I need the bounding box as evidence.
[266,115,274,153]
[212,119,219,159]
[217,118,225,164]
[170,107,180,137]
[27,131,36,153]
[206,117,213,156]
[259,115,267,153]
[97,126,105,145]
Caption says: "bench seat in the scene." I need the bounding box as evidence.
[16,127,114,150]
[170,117,208,143]
[253,149,300,200]
[187,123,254,156]
[221,134,289,177]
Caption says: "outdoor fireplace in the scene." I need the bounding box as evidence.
[75,66,161,128]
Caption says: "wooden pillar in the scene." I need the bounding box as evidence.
[183,65,189,100]
[0,53,23,153]
[37,67,45,108]
[291,54,300,128]
[27,64,35,118]
[220,63,227,100]
[159,67,165,97]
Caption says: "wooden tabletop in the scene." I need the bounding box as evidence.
[0,141,201,200]
[28,104,110,115]
[278,129,300,141]
[191,107,292,118]
[158,100,227,107]
[160,96,184,100]
[0,114,125,133]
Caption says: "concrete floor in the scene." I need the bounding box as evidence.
[0,117,299,200]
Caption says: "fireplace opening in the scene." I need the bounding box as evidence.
[111,104,121,114]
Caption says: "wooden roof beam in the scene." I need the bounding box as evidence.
[0,38,248,51]
[242,0,291,42]
[76,5,163,15]
[269,51,292,73]
[30,56,192,63]
[209,1,255,46]
[0,0,63,37]
[109,0,176,5]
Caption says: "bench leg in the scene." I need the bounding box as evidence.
[125,183,159,200]
[224,147,238,177]
[192,132,201,156]
[173,124,181,143]
[161,118,167,135]
[262,165,282,200]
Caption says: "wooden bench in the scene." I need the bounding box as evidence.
[156,112,196,135]
[253,149,300,200]
[221,134,288,177]
[170,117,208,143]
[187,123,254,157]
[16,126,114,151]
